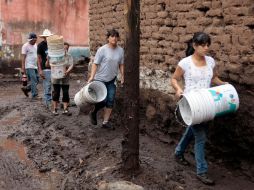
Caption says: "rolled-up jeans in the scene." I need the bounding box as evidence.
[26,68,39,97]
[42,70,52,105]
[93,77,116,113]
[175,123,208,175]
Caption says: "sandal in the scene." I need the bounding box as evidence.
[62,109,72,116]
[52,110,59,116]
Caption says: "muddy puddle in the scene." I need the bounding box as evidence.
[0,93,63,190]
[0,138,63,189]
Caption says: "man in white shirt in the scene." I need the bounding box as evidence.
[21,32,39,99]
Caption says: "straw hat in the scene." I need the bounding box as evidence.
[39,29,54,37]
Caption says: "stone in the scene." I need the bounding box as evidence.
[98,181,144,190]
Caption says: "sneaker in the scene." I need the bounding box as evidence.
[89,111,97,125]
[52,110,59,116]
[175,154,190,166]
[31,95,42,100]
[21,87,29,97]
[62,109,72,116]
[196,173,215,185]
[101,122,115,130]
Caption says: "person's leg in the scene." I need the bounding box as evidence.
[61,85,69,109]
[89,101,105,125]
[52,84,61,115]
[62,85,71,115]
[191,124,208,175]
[24,70,31,93]
[89,81,108,125]
[26,68,38,98]
[43,70,52,107]
[175,126,194,156]
[192,124,214,185]
[103,108,113,123]
[102,80,116,128]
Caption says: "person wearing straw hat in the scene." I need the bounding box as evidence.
[21,32,39,99]
[88,29,124,129]
[171,32,228,186]
[37,29,54,108]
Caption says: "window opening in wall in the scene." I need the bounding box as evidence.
[159,2,166,11]
[112,5,117,12]
[197,6,210,13]
[246,24,254,30]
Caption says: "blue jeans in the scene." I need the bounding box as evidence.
[175,124,208,175]
[103,78,116,108]
[26,68,39,97]
[42,70,52,105]
[93,78,116,113]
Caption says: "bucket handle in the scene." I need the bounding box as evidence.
[174,97,188,128]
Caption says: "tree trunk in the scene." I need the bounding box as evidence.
[121,0,140,172]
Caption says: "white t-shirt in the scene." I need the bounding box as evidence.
[94,44,124,82]
[21,42,38,69]
[179,55,215,93]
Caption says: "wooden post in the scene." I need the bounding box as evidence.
[121,0,140,171]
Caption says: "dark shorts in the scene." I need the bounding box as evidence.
[52,84,70,103]
[99,77,116,108]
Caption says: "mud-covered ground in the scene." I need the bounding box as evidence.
[0,76,254,190]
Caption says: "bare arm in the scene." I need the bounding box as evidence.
[65,63,73,74]
[21,54,26,74]
[212,66,228,85]
[87,63,98,83]
[45,56,50,68]
[171,66,184,98]
[37,55,42,71]
[119,64,124,84]
[37,55,45,79]
[65,57,74,75]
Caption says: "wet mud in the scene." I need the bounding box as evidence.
[0,78,253,190]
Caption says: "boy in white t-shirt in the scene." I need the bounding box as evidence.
[21,32,39,98]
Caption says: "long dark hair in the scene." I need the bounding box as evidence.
[185,32,211,56]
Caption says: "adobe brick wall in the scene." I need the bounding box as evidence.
[89,0,254,93]
[89,0,254,160]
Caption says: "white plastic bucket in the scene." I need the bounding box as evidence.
[74,81,107,107]
[74,90,89,108]
[49,56,65,64]
[178,84,239,126]
[208,84,239,116]
[50,63,66,79]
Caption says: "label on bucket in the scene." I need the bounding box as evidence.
[208,87,238,116]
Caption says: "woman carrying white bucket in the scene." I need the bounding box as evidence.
[171,32,228,185]
[87,29,124,129]
[51,42,74,116]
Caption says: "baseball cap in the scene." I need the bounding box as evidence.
[28,32,37,41]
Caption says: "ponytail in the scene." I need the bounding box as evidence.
[185,39,194,56]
